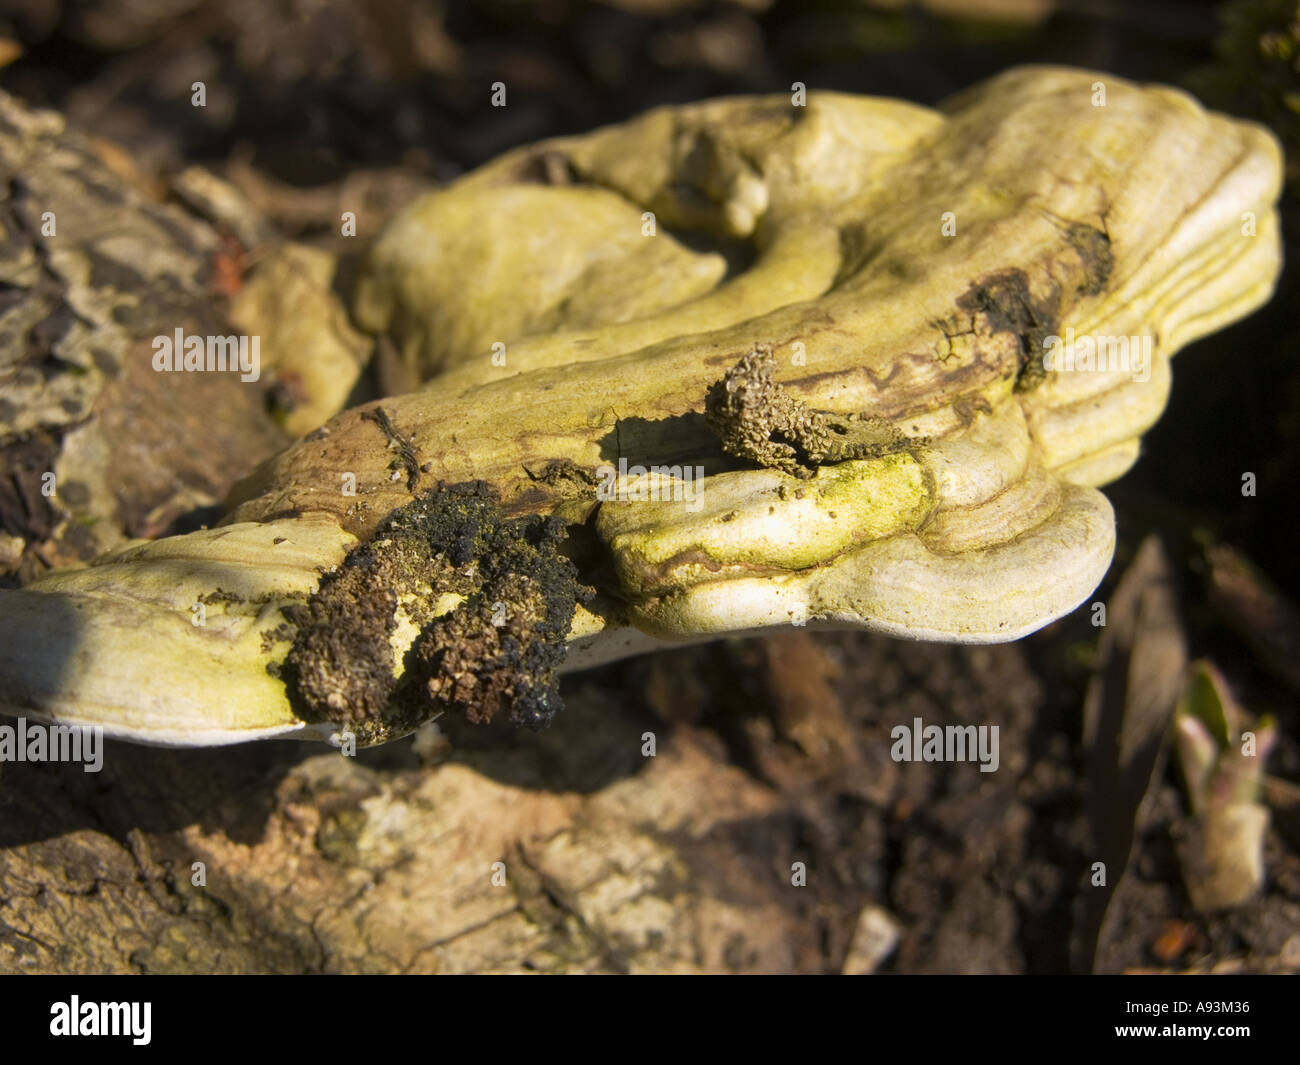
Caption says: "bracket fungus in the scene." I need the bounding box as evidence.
[0,67,1284,747]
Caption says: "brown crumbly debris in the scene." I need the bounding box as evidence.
[417,573,559,727]
[280,481,589,744]
[705,345,907,477]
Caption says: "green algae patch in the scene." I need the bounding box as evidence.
[597,452,933,599]
[281,482,590,744]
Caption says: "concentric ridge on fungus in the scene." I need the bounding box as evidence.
[279,482,590,744]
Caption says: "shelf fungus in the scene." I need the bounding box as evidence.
[0,67,1284,747]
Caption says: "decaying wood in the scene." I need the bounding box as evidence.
[0,89,288,581]
[0,694,821,973]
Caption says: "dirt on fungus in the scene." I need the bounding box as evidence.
[705,345,909,477]
[279,481,590,744]
[1063,221,1114,296]
[952,223,1112,393]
